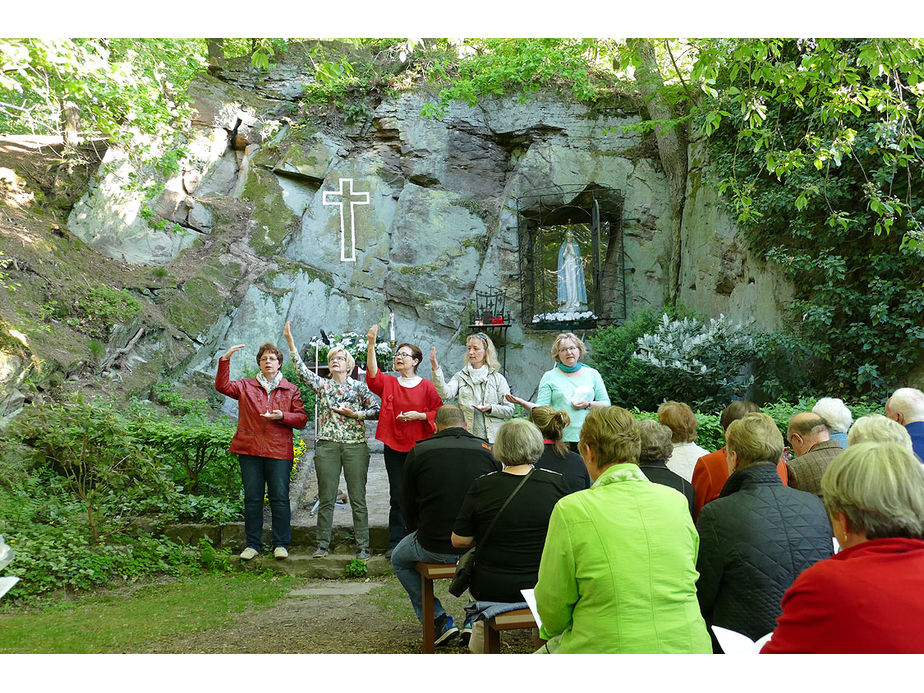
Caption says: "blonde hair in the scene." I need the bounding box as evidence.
[327,345,355,375]
[657,400,698,443]
[847,414,913,450]
[725,412,784,467]
[822,442,924,540]
[464,333,501,373]
[530,406,571,458]
[493,418,545,467]
[551,333,587,363]
[579,406,640,468]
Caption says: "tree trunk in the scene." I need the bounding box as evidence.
[207,39,224,74]
[62,100,80,146]
[629,39,688,306]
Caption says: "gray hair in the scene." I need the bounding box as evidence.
[847,414,913,450]
[812,397,853,433]
[887,387,924,423]
[638,419,674,464]
[821,442,924,540]
[493,418,545,467]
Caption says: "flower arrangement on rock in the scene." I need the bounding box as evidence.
[531,310,598,325]
[305,332,392,368]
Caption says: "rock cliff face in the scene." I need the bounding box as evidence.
[58,54,791,403]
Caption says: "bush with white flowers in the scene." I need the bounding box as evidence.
[632,313,757,410]
[306,332,392,367]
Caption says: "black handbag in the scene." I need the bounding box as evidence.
[449,469,534,597]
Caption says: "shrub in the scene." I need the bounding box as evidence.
[10,394,160,543]
[586,307,694,411]
[632,313,758,412]
[0,473,207,603]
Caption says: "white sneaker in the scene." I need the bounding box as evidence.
[274,547,288,560]
[240,547,259,560]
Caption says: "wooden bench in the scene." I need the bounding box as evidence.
[415,562,457,653]
[484,608,542,654]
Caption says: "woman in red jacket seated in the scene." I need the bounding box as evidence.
[215,342,307,561]
[761,441,924,653]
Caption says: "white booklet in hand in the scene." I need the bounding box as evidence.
[520,588,543,629]
[712,626,773,654]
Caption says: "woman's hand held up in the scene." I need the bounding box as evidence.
[221,344,246,360]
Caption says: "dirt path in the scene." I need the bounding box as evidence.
[143,576,537,655]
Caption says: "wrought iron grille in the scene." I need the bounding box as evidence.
[514,184,626,328]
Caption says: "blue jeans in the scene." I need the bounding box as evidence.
[239,454,291,551]
[391,530,459,623]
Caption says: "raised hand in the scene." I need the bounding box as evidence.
[430,347,439,372]
[283,321,295,349]
[367,324,379,343]
[221,344,246,360]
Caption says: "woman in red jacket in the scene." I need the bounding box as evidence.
[761,441,924,653]
[365,323,442,554]
[215,342,307,561]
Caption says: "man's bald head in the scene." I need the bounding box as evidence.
[787,412,831,457]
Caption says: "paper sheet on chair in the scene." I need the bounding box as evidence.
[0,577,20,600]
[520,588,542,629]
[712,625,772,654]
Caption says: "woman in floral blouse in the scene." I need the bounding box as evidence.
[284,322,380,559]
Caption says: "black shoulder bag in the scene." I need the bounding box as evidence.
[449,468,534,597]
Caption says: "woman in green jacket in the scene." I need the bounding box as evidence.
[534,406,712,653]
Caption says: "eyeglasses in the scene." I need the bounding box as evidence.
[329,355,347,362]
[559,346,580,353]
[395,351,414,359]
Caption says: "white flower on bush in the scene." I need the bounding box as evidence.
[632,313,757,388]
[305,331,391,365]
[532,311,597,323]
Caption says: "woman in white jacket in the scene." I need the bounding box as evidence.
[429,332,513,443]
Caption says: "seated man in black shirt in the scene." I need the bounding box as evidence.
[390,405,501,646]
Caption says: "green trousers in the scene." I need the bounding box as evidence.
[314,440,370,551]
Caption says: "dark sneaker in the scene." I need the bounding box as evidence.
[434,614,459,647]
[459,615,474,647]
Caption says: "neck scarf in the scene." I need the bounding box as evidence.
[465,363,489,384]
[556,361,584,374]
[256,371,282,394]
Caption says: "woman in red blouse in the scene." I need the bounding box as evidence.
[761,441,924,653]
[365,323,443,553]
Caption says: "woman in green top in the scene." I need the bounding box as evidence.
[506,332,609,447]
[534,406,712,654]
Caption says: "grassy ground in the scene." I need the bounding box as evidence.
[0,571,295,653]
[0,570,537,654]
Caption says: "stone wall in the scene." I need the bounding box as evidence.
[64,58,793,404]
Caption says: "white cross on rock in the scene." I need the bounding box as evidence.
[322,178,370,262]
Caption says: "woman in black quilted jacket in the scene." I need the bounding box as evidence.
[694,412,833,652]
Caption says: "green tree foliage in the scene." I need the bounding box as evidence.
[0,39,204,152]
[685,38,924,396]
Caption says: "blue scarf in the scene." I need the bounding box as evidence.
[556,361,584,374]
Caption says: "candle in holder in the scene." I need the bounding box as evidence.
[389,312,395,342]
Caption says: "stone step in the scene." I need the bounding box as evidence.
[162,522,392,552]
[233,551,393,579]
